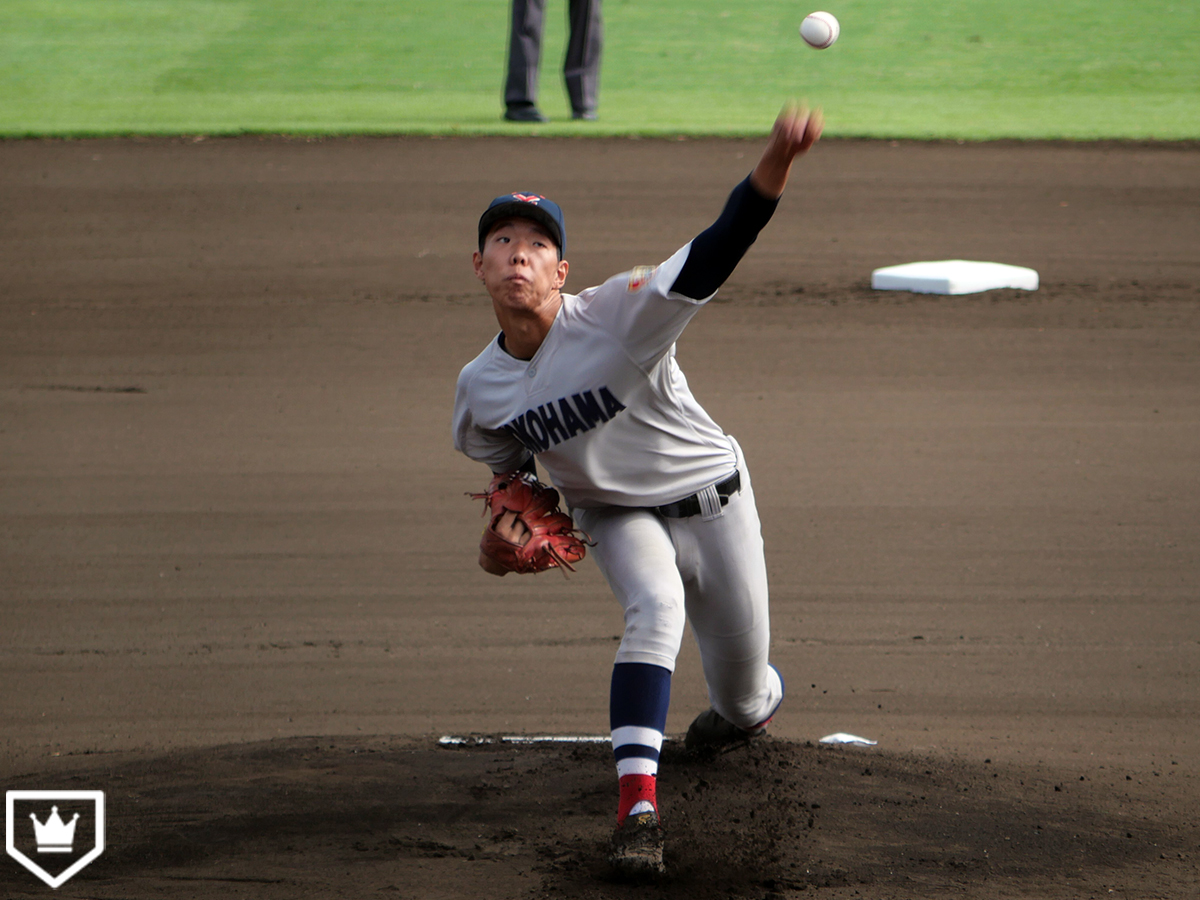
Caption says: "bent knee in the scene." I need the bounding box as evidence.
[616,592,685,670]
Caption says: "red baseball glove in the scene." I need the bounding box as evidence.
[469,471,590,575]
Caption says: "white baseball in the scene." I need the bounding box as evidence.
[800,11,840,49]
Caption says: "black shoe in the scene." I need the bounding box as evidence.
[684,708,767,753]
[609,809,665,877]
[504,105,548,123]
[572,110,598,121]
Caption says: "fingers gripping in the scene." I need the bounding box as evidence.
[469,471,591,575]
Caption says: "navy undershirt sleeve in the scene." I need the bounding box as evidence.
[669,175,780,300]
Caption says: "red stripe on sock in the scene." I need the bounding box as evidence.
[617,773,658,825]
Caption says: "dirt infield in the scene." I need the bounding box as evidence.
[2,136,1198,898]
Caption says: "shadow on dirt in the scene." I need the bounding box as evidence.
[3,735,1193,899]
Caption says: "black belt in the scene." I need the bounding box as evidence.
[654,470,741,518]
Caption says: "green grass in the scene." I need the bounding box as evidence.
[1,0,1197,138]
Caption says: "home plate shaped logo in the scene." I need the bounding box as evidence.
[6,791,105,889]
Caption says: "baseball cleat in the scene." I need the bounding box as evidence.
[684,707,768,753]
[608,809,665,877]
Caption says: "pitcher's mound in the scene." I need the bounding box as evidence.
[3,735,1191,899]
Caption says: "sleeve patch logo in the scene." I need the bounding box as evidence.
[627,266,656,292]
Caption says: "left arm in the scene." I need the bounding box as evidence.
[668,176,779,301]
[749,102,824,199]
[670,103,823,300]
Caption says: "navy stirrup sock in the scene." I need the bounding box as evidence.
[610,662,671,824]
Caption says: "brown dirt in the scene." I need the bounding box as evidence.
[1,136,1198,898]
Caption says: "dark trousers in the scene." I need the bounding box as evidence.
[504,0,603,115]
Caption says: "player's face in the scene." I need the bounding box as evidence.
[473,218,569,314]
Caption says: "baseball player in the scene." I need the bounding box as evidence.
[453,104,823,876]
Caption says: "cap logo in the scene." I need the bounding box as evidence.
[511,193,544,205]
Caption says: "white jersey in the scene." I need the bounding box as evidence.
[453,242,738,510]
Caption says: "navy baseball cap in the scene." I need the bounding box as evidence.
[478,192,566,258]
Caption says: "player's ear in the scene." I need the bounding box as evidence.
[555,258,569,288]
[473,250,486,282]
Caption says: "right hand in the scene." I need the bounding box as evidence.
[478,510,531,576]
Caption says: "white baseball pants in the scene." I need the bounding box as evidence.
[573,439,782,730]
